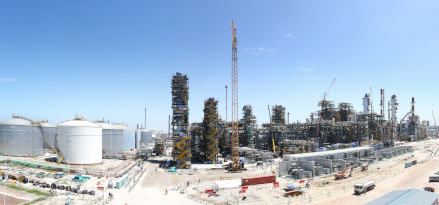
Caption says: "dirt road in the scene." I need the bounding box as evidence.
[310,158,439,205]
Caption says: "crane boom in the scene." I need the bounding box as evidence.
[231,20,240,170]
[324,78,336,101]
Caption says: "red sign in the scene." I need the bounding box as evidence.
[98,187,104,190]
[239,190,246,194]
[205,190,212,194]
[309,178,313,181]
[299,180,305,183]
[97,181,100,185]
[273,182,279,188]
[272,171,275,174]
[242,186,248,190]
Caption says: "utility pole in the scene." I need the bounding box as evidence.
[145,108,147,130]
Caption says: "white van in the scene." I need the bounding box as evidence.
[429,175,439,182]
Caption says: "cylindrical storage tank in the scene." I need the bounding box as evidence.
[40,122,57,149]
[94,122,123,155]
[140,130,152,144]
[114,125,136,151]
[57,120,102,164]
[0,118,43,156]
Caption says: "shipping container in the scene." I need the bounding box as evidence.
[241,175,276,186]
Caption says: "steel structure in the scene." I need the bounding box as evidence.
[171,72,191,169]
[231,20,240,170]
[203,98,219,162]
[241,105,257,148]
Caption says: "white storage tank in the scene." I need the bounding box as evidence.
[141,130,153,144]
[114,124,136,151]
[0,117,43,156]
[40,122,57,149]
[57,120,102,164]
[94,122,124,155]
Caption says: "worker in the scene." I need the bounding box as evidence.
[165,189,168,195]
[187,181,189,186]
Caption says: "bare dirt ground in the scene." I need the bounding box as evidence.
[0,186,40,205]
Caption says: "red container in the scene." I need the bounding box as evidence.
[241,175,276,186]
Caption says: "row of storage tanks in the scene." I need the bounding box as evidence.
[0,117,154,165]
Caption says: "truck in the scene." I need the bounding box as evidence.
[354,180,375,194]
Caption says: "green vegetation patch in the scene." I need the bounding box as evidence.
[4,184,52,197]
[23,197,47,205]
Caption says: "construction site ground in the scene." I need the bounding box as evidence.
[1,139,438,205]
[105,139,439,205]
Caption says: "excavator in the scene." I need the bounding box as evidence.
[362,164,369,171]
[334,166,353,180]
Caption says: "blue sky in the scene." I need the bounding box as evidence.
[1,1,439,131]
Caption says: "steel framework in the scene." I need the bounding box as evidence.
[171,73,191,169]
[231,20,240,170]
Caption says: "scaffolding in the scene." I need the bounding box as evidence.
[318,100,336,121]
[171,73,191,169]
[190,123,203,161]
[241,105,257,147]
[338,103,354,122]
[203,98,219,162]
[271,105,286,125]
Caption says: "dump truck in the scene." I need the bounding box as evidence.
[354,180,375,194]
[334,166,353,180]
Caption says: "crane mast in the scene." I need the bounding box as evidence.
[231,20,240,170]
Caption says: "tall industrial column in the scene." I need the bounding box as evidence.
[203,98,219,162]
[171,73,191,169]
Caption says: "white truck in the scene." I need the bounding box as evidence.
[354,180,375,194]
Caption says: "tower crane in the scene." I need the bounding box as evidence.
[229,20,244,171]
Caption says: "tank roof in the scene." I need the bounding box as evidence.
[40,122,56,128]
[58,120,101,128]
[94,122,123,130]
[114,124,135,130]
[0,118,33,126]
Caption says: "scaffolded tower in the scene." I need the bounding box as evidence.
[242,105,257,147]
[338,103,354,122]
[203,98,219,162]
[271,105,286,125]
[171,72,191,169]
[318,100,336,120]
[190,122,203,161]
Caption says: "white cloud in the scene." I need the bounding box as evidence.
[246,47,276,55]
[296,66,314,72]
[284,33,292,38]
[0,78,18,82]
